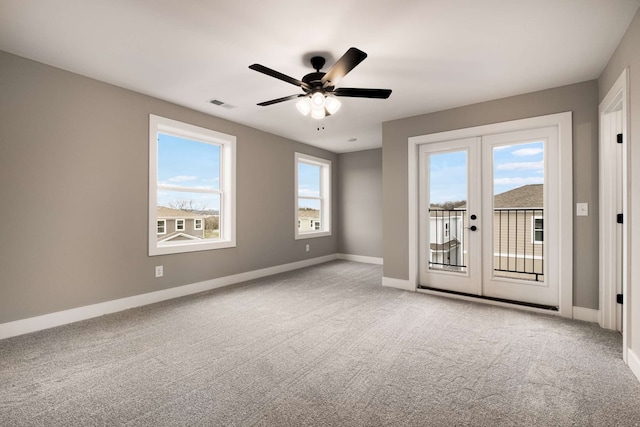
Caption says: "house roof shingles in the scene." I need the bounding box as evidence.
[493,184,543,209]
[157,206,204,219]
[298,208,320,219]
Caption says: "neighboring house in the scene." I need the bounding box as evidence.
[429,184,543,281]
[429,207,465,271]
[156,206,205,243]
[493,184,544,281]
[298,208,321,232]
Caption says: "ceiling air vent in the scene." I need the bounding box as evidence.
[209,99,236,109]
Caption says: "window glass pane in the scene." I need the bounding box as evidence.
[493,141,544,282]
[298,198,321,231]
[428,150,468,274]
[298,162,321,198]
[158,133,221,191]
[156,190,220,243]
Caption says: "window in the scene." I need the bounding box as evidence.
[295,152,331,239]
[149,115,236,256]
[532,216,544,243]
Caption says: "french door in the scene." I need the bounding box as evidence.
[419,126,560,308]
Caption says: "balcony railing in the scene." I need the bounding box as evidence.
[494,208,543,282]
[428,209,467,272]
[428,208,544,282]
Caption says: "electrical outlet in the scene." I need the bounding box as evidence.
[306,244,310,252]
[576,203,589,217]
[155,265,163,278]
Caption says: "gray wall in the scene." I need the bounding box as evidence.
[337,149,382,258]
[382,80,599,309]
[0,51,338,324]
[598,8,640,361]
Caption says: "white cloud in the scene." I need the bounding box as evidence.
[168,175,197,182]
[512,147,543,157]
[493,145,512,151]
[496,161,543,171]
[298,186,320,198]
[494,176,543,185]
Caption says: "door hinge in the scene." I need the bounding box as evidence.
[617,133,623,144]
[617,294,623,304]
[617,213,623,224]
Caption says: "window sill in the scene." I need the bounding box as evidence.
[149,239,236,256]
[295,231,332,240]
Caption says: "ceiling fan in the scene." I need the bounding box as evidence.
[249,47,392,119]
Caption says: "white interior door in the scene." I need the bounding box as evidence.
[419,138,481,295]
[419,127,560,308]
[481,127,559,307]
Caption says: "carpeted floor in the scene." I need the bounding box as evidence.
[1,260,639,426]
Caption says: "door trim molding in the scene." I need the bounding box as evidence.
[408,112,573,317]
[598,68,629,362]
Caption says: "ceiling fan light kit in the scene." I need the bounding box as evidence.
[250,47,391,120]
[296,93,341,119]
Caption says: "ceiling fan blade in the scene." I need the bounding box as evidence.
[321,47,368,87]
[249,64,311,91]
[257,94,303,106]
[333,88,392,99]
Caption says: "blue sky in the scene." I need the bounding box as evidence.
[298,162,321,210]
[493,141,544,195]
[429,141,544,204]
[157,133,221,210]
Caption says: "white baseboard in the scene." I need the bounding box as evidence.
[629,349,640,383]
[0,254,338,340]
[337,253,383,265]
[572,306,599,323]
[382,276,415,291]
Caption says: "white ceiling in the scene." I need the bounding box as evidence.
[1,0,639,153]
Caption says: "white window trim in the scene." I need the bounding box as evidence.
[531,216,543,244]
[295,152,331,239]
[149,114,236,256]
[157,219,166,235]
[194,218,203,230]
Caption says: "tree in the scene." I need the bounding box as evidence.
[169,199,205,212]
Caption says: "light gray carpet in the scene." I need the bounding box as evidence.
[1,260,639,426]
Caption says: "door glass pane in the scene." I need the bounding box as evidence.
[492,141,544,282]
[428,150,468,273]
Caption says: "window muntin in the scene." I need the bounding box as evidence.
[295,153,331,239]
[157,220,166,235]
[149,115,235,255]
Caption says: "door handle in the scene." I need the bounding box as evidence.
[470,214,477,220]
[467,225,477,231]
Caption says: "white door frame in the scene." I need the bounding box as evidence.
[407,112,573,317]
[599,68,629,363]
